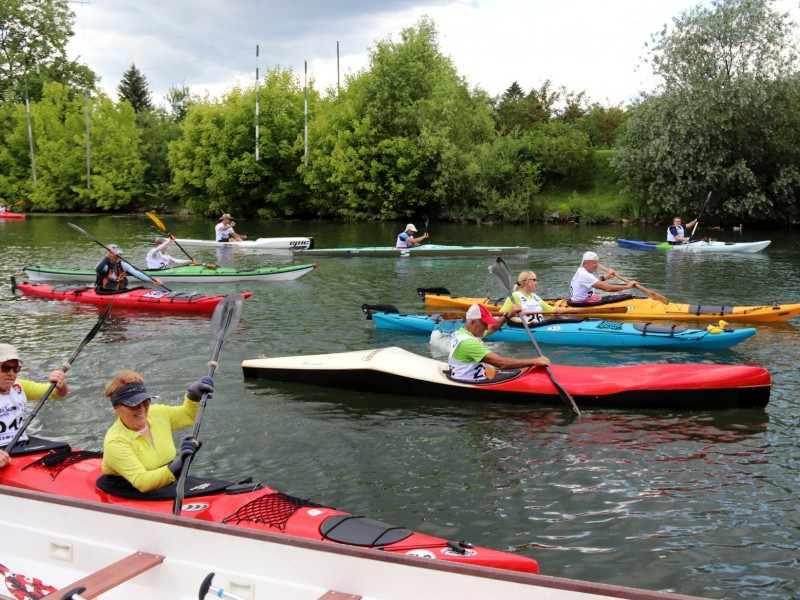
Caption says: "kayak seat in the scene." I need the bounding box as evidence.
[52,284,94,293]
[94,286,147,295]
[566,293,634,307]
[4,435,70,456]
[444,368,522,384]
[632,322,688,335]
[320,515,413,547]
[96,473,239,500]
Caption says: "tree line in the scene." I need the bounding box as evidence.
[1,0,799,225]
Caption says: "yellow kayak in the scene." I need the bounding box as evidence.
[417,288,800,323]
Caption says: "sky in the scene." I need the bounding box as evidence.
[65,0,800,109]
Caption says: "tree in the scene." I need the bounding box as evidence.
[0,0,77,103]
[117,64,153,114]
[613,0,800,223]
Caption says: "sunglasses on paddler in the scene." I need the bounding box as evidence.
[1,364,22,373]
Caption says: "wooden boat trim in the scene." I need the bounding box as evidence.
[51,551,165,598]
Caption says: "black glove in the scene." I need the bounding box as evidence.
[187,375,214,401]
[167,436,202,475]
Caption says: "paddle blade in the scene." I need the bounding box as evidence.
[489,257,513,296]
[145,211,167,232]
[14,200,25,206]
[211,294,246,343]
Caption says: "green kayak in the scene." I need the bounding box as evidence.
[23,263,317,283]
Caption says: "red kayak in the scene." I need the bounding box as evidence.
[0,437,539,574]
[242,346,771,410]
[0,212,26,219]
[11,279,251,314]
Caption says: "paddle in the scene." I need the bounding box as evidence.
[145,211,215,269]
[686,191,712,243]
[173,293,246,515]
[597,264,669,305]
[13,200,24,206]
[490,257,581,417]
[67,222,173,292]
[3,302,113,456]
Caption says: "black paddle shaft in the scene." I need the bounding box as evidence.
[490,257,581,418]
[172,294,245,515]
[4,301,113,455]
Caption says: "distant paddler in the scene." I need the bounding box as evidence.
[215,214,246,242]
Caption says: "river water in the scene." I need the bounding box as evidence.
[2,215,799,599]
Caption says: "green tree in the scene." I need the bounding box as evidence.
[303,17,496,220]
[117,64,153,114]
[613,0,800,223]
[0,0,76,103]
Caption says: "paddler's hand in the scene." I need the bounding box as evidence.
[0,449,10,469]
[152,278,163,286]
[190,260,200,266]
[187,375,214,401]
[531,356,550,368]
[167,437,202,475]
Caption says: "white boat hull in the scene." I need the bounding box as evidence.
[672,240,770,253]
[1,485,704,600]
[174,237,314,250]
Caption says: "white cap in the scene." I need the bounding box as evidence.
[108,244,123,255]
[0,343,22,364]
[582,251,599,262]
[465,303,498,324]
[406,223,418,232]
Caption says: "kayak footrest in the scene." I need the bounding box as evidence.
[51,551,164,599]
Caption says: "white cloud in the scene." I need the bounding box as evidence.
[67,0,800,108]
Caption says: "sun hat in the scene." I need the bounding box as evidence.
[0,344,22,364]
[110,382,154,407]
[582,251,599,262]
[466,303,498,324]
[220,214,233,221]
[406,223,418,232]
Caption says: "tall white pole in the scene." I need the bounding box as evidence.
[84,93,91,188]
[304,60,308,167]
[25,85,36,189]
[255,44,260,161]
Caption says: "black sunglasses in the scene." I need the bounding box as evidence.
[1,364,22,374]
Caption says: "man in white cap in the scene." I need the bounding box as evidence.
[215,214,246,242]
[448,303,550,382]
[95,244,162,293]
[395,223,429,248]
[569,251,637,304]
[0,344,69,468]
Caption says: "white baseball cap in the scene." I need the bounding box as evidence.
[406,223,418,232]
[582,251,599,262]
[465,303,498,324]
[0,344,22,364]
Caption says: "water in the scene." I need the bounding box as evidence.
[2,215,799,599]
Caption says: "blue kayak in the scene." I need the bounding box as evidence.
[363,307,756,350]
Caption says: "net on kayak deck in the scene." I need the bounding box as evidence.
[596,320,624,330]
[223,492,323,531]
[21,448,102,480]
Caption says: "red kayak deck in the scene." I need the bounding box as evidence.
[0,443,539,574]
[12,281,251,314]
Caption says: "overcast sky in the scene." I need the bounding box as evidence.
[66,0,800,109]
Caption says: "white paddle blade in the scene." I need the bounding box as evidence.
[429,330,452,358]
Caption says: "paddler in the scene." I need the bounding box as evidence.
[95,244,163,293]
[569,251,636,305]
[101,370,213,492]
[395,223,429,248]
[499,270,566,325]
[215,214,246,242]
[448,303,550,382]
[0,344,69,468]
[667,216,698,244]
[146,236,199,270]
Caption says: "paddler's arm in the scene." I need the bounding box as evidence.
[482,352,550,370]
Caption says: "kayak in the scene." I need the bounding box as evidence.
[418,288,800,323]
[11,279,251,314]
[363,306,756,350]
[173,236,314,250]
[618,239,771,253]
[23,263,317,283]
[0,436,540,575]
[292,244,529,258]
[0,212,26,220]
[241,346,770,410]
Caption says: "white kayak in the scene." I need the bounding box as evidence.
[672,239,771,253]
[173,236,314,250]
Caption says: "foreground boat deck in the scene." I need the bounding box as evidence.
[2,485,706,600]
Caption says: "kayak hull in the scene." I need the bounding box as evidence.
[420,292,800,323]
[23,263,317,283]
[293,244,529,258]
[0,442,539,575]
[618,239,771,253]
[242,347,771,410]
[174,236,314,250]
[12,281,251,314]
[0,212,26,220]
[370,312,756,350]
